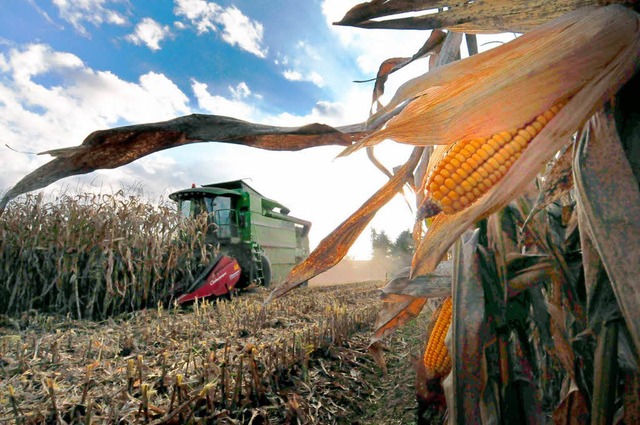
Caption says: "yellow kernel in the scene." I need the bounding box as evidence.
[467,156,480,169]
[429,182,439,192]
[470,172,482,183]
[450,158,461,168]
[514,135,528,148]
[440,196,452,206]
[480,163,494,176]
[470,139,483,149]
[431,190,445,200]
[454,186,465,196]
[460,195,470,206]
[524,125,537,138]
[499,131,513,142]
[461,180,473,192]
[447,190,459,201]
[498,165,508,175]
[504,143,517,155]
[536,114,548,126]
[452,201,462,211]
[451,172,464,184]
[542,109,555,121]
[477,147,490,160]
[441,205,454,214]
[487,157,501,171]
[494,151,507,165]
[489,173,500,183]
[531,120,543,132]
[433,174,445,185]
[476,166,489,178]
[454,153,467,163]
[440,169,451,178]
[456,168,469,179]
[477,181,488,191]
[444,178,456,190]
[461,162,474,174]
[462,144,476,155]
[488,138,501,150]
[445,163,455,172]
[517,129,532,143]
[472,187,482,198]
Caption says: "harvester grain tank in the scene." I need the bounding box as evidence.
[169,180,311,303]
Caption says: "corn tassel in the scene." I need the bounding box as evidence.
[419,101,566,219]
[423,296,453,378]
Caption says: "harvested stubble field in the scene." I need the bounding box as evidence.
[0,281,432,424]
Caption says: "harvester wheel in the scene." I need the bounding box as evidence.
[260,254,272,287]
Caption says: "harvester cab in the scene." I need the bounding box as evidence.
[169,180,311,304]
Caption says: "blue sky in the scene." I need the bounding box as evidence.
[0,0,511,259]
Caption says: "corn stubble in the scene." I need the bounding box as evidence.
[0,192,211,319]
[0,282,380,423]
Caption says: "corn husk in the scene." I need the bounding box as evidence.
[340,5,640,275]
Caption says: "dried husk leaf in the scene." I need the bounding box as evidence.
[574,108,640,355]
[336,0,620,34]
[411,6,640,275]
[0,117,368,213]
[380,260,452,300]
[370,296,427,343]
[342,5,639,156]
[266,147,424,301]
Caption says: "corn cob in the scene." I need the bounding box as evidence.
[423,296,453,378]
[418,102,566,219]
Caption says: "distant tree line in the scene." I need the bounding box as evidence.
[370,228,415,265]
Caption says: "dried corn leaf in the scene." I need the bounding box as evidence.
[450,230,485,423]
[371,296,427,342]
[266,147,424,301]
[525,143,575,226]
[380,260,452,300]
[365,29,447,114]
[0,117,368,213]
[336,0,617,33]
[574,108,640,355]
[553,380,590,424]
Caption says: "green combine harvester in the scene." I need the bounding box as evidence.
[169,180,311,303]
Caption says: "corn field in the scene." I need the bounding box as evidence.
[0,192,212,320]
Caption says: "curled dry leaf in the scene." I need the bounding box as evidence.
[365,29,447,115]
[335,0,628,33]
[266,147,424,302]
[0,117,367,213]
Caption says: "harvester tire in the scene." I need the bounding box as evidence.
[260,254,272,287]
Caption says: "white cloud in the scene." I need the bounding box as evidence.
[192,80,256,119]
[52,0,127,36]
[282,69,302,81]
[0,43,191,193]
[125,18,172,51]
[229,81,251,99]
[173,0,267,58]
[282,69,325,87]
